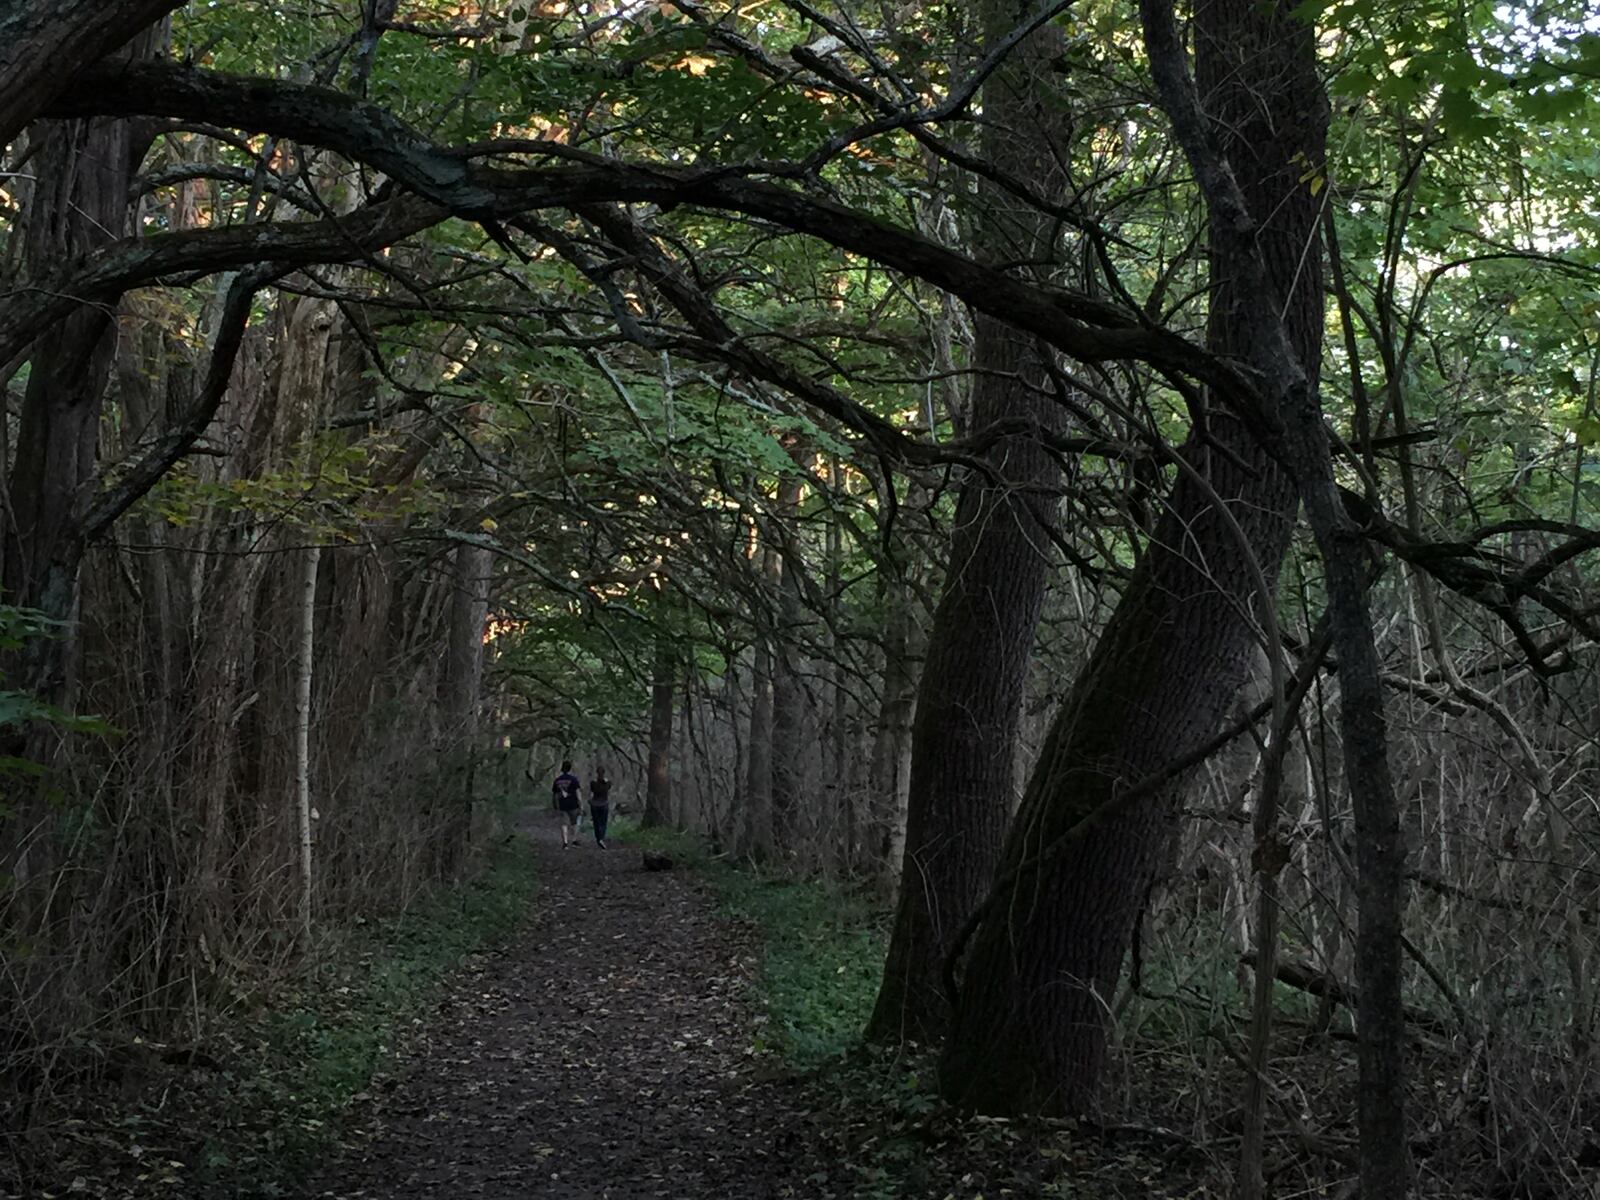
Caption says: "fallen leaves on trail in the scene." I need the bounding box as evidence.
[312,829,813,1200]
[308,822,1229,1200]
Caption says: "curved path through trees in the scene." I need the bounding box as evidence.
[310,820,814,1199]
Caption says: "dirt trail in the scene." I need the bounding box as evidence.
[309,818,814,1199]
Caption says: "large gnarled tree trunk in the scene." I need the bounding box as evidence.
[866,1,1066,1045]
[940,0,1328,1114]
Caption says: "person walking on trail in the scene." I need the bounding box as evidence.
[589,767,611,849]
[552,760,582,848]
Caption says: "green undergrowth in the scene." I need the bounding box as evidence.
[614,819,887,1068]
[222,834,540,1187]
[619,822,1217,1198]
[39,832,541,1199]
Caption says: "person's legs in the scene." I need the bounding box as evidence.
[592,806,609,846]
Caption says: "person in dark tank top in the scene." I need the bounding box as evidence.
[589,767,612,849]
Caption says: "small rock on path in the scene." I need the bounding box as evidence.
[309,818,812,1199]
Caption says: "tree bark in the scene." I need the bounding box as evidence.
[0,0,182,149]
[443,538,493,846]
[940,0,1327,1114]
[741,635,776,857]
[868,585,919,893]
[4,32,162,706]
[769,466,806,854]
[866,1,1066,1045]
[292,546,320,954]
[645,628,675,828]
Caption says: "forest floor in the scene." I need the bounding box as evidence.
[306,816,816,1199]
[15,813,1229,1200]
[12,811,1584,1199]
[305,816,1222,1200]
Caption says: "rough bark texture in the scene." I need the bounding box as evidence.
[0,0,183,149]
[940,0,1327,1114]
[866,3,1066,1045]
[4,95,147,706]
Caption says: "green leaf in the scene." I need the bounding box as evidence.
[1570,416,1600,448]
[1440,87,1500,140]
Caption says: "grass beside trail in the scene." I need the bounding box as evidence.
[614,819,887,1068]
[612,822,1217,1199]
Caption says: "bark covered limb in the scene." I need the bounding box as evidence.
[37,61,1263,412]
[1240,953,1454,1039]
[0,0,184,149]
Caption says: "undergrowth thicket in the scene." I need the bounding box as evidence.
[15,833,539,1200]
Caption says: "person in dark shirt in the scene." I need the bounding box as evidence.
[589,767,611,849]
[552,760,582,848]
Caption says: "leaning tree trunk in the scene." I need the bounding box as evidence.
[866,1,1066,1045]
[940,0,1328,1114]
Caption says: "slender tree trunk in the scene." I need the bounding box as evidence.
[868,575,919,893]
[742,636,776,857]
[442,540,493,865]
[191,550,269,960]
[741,512,782,858]
[292,546,319,954]
[828,457,854,873]
[645,628,674,828]
[940,0,1327,1113]
[866,2,1066,1045]
[769,466,806,856]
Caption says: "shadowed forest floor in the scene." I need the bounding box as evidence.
[305,818,1223,1200]
[10,814,1228,1200]
[308,818,822,1199]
